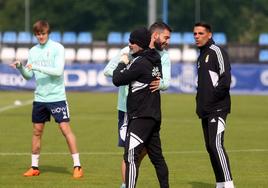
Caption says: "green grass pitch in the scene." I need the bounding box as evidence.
[0,91,267,188]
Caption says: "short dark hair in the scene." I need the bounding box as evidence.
[33,20,51,35]
[194,22,212,33]
[149,21,172,34]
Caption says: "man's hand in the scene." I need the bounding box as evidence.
[25,64,32,70]
[150,77,161,92]
[10,60,21,69]
[120,53,129,64]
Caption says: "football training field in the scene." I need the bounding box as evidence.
[0,91,267,188]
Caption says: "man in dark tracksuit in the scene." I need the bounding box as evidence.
[113,27,169,188]
[193,22,235,188]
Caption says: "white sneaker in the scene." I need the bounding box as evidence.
[120,183,126,188]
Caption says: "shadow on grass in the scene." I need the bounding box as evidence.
[189,181,214,188]
[41,165,70,175]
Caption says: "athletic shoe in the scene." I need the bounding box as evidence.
[23,167,40,177]
[120,183,126,188]
[73,166,83,178]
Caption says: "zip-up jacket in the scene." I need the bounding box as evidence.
[196,39,231,118]
[113,49,162,121]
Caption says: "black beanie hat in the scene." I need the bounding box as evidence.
[129,27,151,49]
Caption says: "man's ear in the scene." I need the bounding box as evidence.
[209,32,212,39]
[152,31,159,40]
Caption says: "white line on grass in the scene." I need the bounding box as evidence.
[0,99,32,113]
[0,149,267,156]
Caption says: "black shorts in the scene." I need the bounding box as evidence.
[32,101,70,123]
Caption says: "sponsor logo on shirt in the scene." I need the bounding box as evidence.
[152,66,161,77]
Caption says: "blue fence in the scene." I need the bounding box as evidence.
[1,64,268,94]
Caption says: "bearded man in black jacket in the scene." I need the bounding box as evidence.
[193,22,235,188]
[113,27,169,188]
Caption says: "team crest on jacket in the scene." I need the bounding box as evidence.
[152,67,161,77]
[205,55,209,63]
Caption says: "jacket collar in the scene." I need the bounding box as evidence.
[199,38,215,52]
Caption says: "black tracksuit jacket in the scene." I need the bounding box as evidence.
[196,39,231,119]
[113,49,162,122]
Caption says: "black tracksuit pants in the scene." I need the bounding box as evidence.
[124,118,169,188]
[201,114,233,183]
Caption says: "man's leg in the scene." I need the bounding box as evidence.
[59,122,78,154]
[49,101,82,178]
[32,123,45,155]
[24,101,48,177]
[118,110,128,187]
[23,123,44,177]
[59,122,83,178]
[121,159,126,188]
[201,115,234,187]
[146,122,169,188]
[124,118,153,188]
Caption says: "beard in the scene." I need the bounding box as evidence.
[154,39,166,51]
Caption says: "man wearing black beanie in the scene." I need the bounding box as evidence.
[113,27,169,188]
[129,27,151,49]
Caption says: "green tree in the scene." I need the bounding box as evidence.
[168,0,268,43]
[0,0,26,30]
[1,0,268,42]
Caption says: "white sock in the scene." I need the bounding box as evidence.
[72,153,81,167]
[225,181,235,188]
[216,181,235,188]
[216,182,224,188]
[31,154,40,167]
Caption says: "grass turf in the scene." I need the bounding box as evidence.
[0,91,267,187]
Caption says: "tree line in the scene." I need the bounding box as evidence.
[0,0,267,43]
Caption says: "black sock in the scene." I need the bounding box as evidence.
[31,166,39,170]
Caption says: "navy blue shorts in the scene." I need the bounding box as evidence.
[118,110,128,147]
[32,101,70,124]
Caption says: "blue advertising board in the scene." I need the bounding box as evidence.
[1,63,268,94]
